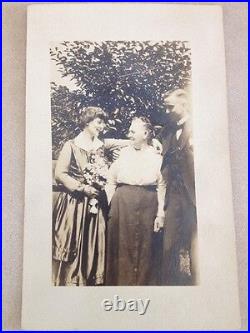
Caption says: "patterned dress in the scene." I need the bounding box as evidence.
[52,137,109,286]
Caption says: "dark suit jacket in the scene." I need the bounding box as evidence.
[158,116,196,207]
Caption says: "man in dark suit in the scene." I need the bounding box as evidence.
[158,88,198,285]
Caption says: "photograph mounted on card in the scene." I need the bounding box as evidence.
[51,39,197,287]
[23,3,240,330]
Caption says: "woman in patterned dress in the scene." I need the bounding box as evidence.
[52,107,109,286]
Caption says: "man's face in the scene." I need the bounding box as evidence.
[163,94,186,118]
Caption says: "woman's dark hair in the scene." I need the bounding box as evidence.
[132,116,155,144]
[79,106,107,129]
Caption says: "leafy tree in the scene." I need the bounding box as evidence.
[51,41,191,158]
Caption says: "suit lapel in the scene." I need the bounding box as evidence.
[177,122,191,150]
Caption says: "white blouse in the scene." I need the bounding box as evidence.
[108,146,164,186]
[106,146,166,217]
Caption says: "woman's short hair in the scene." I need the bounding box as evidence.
[132,116,155,143]
[79,106,107,128]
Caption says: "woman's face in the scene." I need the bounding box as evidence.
[128,119,148,145]
[86,117,106,137]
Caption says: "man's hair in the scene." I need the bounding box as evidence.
[162,88,188,102]
[163,88,191,113]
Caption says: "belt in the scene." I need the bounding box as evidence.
[117,183,157,191]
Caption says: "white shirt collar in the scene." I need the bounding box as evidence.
[74,132,103,151]
[177,114,189,126]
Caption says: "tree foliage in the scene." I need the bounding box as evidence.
[51,41,191,158]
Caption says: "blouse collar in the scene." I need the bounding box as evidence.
[74,132,103,151]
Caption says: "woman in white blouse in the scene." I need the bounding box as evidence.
[106,117,166,285]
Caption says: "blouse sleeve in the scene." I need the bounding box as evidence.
[105,159,119,204]
[156,159,167,218]
[104,138,131,149]
[54,141,82,192]
[103,138,131,163]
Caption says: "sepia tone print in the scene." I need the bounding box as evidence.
[50,41,198,286]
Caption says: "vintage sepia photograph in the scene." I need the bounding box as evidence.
[50,40,198,286]
[19,4,243,330]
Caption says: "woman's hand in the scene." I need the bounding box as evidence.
[151,139,162,154]
[153,216,165,232]
[84,185,100,197]
[111,148,121,160]
[77,184,100,197]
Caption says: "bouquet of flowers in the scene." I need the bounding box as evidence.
[82,149,109,215]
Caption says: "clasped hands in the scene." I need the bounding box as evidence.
[76,183,100,197]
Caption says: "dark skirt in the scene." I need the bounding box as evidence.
[52,190,108,286]
[106,184,163,286]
